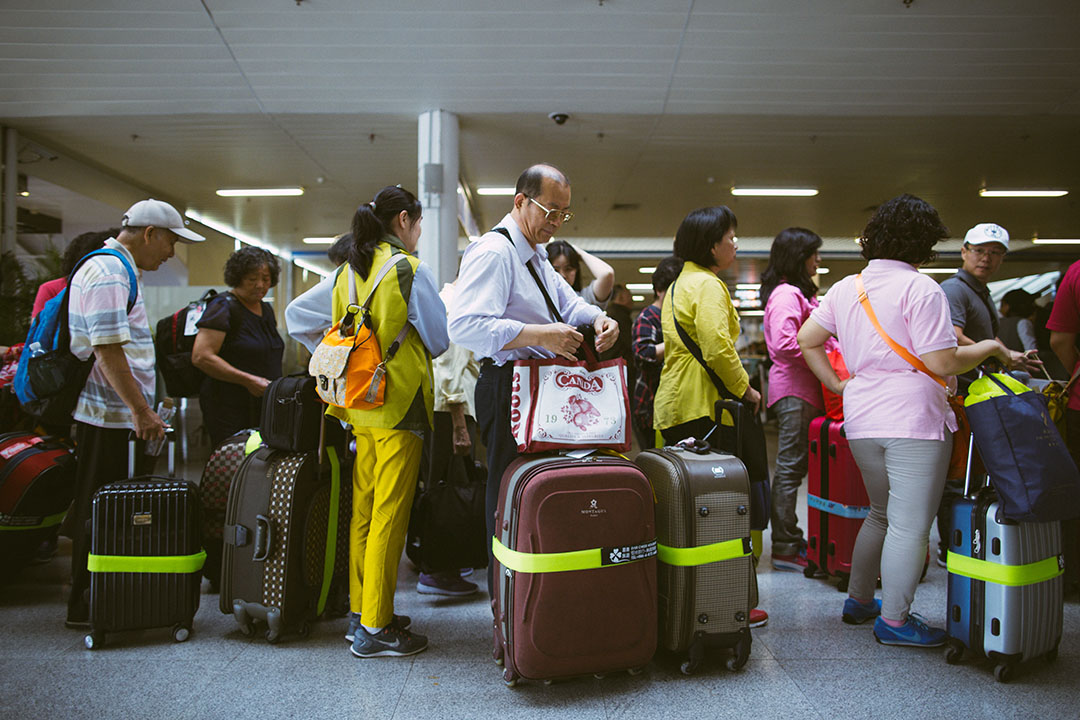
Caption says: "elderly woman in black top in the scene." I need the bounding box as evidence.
[192,246,285,445]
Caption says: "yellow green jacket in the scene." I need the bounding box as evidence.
[653,261,749,429]
[327,239,435,432]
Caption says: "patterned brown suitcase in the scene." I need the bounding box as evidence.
[635,440,756,674]
[199,428,255,587]
[492,453,657,686]
[219,443,347,642]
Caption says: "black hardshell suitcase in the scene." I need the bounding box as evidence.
[635,439,756,674]
[260,375,322,452]
[85,438,204,649]
[219,441,346,642]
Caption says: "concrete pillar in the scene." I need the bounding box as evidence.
[417,110,460,288]
[2,127,17,256]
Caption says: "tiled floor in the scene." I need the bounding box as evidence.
[2,424,1077,720]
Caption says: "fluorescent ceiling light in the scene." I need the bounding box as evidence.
[302,237,336,245]
[216,187,304,197]
[740,310,765,317]
[476,187,516,196]
[1032,238,1080,245]
[185,209,330,279]
[626,283,653,292]
[735,283,761,290]
[817,268,830,275]
[979,189,1068,198]
[731,187,818,197]
[631,295,646,302]
[638,267,656,274]
[919,268,959,275]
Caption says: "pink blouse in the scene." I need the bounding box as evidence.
[764,283,827,410]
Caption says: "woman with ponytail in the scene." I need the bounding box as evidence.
[286,185,449,658]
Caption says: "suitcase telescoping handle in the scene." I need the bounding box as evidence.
[126,429,176,480]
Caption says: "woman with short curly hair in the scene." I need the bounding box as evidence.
[192,245,284,445]
[797,194,1038,647]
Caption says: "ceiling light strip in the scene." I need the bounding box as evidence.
[476,187,516,196]
[216,187,304,197]
[731,187,818,197]
[979,189,1068,198]
[1031,238,1080,245]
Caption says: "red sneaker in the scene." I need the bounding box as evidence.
[749,608,768,628]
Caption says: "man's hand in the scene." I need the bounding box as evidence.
[133,405,167,443]
[538,323,584,360]
[742,385,762,416]
[452,425,472,455]
[594,315,619,354]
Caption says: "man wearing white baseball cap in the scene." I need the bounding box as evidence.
[934,221,1009,567]
[63,198,203,628]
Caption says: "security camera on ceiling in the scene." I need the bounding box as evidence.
[548,112,570,125]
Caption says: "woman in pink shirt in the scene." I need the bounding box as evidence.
[798,195,1037,648]
[761,227,827,572]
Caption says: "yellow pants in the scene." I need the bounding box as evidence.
[349,426,423,628]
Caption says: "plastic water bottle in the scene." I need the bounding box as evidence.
[144,398,175,457]
[28,341,44,357]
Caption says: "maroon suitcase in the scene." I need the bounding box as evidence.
[805,417,867,590]
[492,453,657,686]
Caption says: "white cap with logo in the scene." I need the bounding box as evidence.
[122,199,205,243]
[964,223,1009,251]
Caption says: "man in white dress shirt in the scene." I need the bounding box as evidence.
[448,164,619,595]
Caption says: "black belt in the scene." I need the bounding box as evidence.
[480,358,512,373]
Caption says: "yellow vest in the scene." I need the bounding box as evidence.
[653,262,750,430]
[327,239,433,432]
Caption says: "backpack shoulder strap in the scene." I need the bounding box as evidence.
[71,248,138,314]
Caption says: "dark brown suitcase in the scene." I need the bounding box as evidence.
[493,453,657,686]
[635,440,756,674]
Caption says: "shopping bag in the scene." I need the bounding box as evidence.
[510,348,631,454]
[965,372,1080,522]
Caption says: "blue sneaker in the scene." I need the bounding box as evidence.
[345,611,412,643]
[842,597,882,625]
[873,613,946,647]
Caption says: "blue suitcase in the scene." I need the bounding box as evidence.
[944,436,1064,682]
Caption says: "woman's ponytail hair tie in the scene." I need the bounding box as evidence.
[369,201,376,210]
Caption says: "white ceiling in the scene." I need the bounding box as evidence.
[3,0,1079,284]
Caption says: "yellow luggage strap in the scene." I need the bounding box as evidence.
[492,537,657,574]
[87,549,207,574]
[657,537,752,567]
[0,510,67,531]
[244,431,263,455]
[946,551,1064,587]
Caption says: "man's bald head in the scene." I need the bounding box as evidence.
[515,164,570,198]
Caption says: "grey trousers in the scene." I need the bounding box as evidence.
[848,434,951,622]
[770,396,820,555]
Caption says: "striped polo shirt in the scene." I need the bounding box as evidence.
[68,238,154,429]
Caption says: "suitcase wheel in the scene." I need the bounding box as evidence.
[265,628,282,644]
[993,662,1014,683]
[172,625,190,643]
[501,668,518,687]
[238,620,255,638]
[84,632,104,650]
[626,666,645,676]
[836,575,849,593]
[680,659,699,676]
[296,620,311,638]
[944,641,963,665]
[726,638,751,672]
[803,562,818,579]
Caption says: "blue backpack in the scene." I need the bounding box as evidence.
[13,248,137,424]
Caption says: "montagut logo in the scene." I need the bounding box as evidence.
[711,465,726,478]
[581,498,608,517]
[554,372,604,394]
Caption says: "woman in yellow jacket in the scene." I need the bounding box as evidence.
[295,186,449,658]
[653,205,767,627]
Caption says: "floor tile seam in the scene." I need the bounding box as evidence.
[769,658,828,720]
[388,655,417,720]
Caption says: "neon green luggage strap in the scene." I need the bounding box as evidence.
[244,431,262,455]
[946,551,1064,587]
[492,536,657,573]
[316,446,340,616]
[87,549,207,574]
[657,537,752,567]
[0,510,67,531]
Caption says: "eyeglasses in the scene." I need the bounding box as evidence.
[964,245,1006,259]
[527,197,575,224]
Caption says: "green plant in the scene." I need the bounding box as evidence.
[0,251,40,346]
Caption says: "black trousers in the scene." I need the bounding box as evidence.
[68,422,151,617]
[1063,408,1080,597]
[474,361,517,598]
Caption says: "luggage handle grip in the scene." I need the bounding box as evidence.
[127,429,176,478]
[253,515,272,562]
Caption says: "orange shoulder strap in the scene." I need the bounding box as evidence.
[854,274,948,392]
